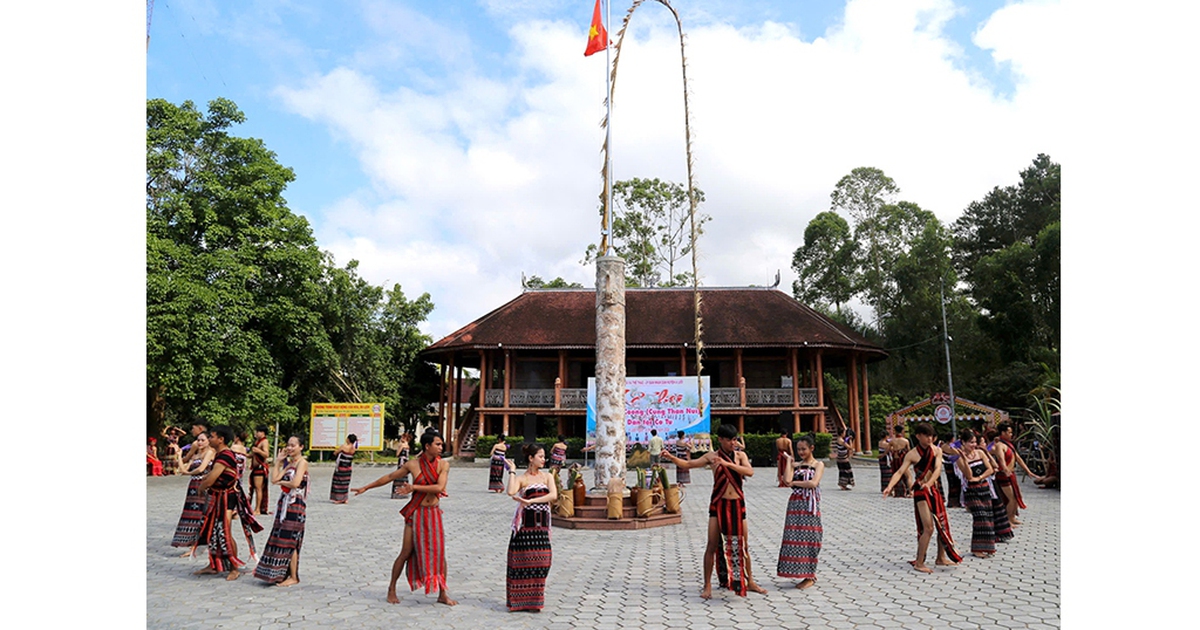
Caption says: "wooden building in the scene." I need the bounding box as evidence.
[420,287,888,458]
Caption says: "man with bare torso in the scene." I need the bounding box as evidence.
[661,424,767,598]
[353,429,456,606]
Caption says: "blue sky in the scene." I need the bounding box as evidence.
[146,0,1056,339]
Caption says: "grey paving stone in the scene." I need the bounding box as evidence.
[148,463,1059,629]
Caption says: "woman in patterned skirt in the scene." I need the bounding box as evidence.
[505,443,557,612]
[834,429,854,490]
[673,430,692,487]
[488,435,509,493]
[391,433,412,499]
[980,439,1014,543]
[255,435,309,586]
[777,433,824,590]
[171,432,214,556]
[877,430,892,492]
[955,429,996,558]
[330,434,357,503]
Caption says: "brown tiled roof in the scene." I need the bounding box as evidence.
[423,288,886,361]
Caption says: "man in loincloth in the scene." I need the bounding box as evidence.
[353,429,457,606]
[883,422,963,574]
[661,423,768,599]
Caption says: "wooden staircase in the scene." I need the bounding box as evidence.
[822,375,847,435]
[454,403,480,459]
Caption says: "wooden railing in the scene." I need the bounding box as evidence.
[482,387,818,408]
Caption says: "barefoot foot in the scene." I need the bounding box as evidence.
[387,590,400,604]
[797,578,816,590]
[700,585,712,599]
[912,564,934,574]
[278,577,299,587]
[226,570,240,581]
[747,582,768,594]
[437,593,458,606]
[193,567,219,576]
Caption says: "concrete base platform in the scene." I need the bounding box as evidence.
[552,491,683,530]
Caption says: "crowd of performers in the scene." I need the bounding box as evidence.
[159,417,1047,606]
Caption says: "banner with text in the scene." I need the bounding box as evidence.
[310,402,385,451]
[586,376,710,445]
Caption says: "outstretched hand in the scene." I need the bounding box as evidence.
[351,486,368,496]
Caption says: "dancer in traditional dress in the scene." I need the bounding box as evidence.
[673,430,692,487]
[330,434,357,504]
[777,434,823,590]
[249,427,271,515]
[230,431,249,496]
[883,422,962,573]
[834,429,854,490]
[888,424,912,498]
[254,435,309,586]
[504,443,557,612]
[391,433,412,500]
[148,438,164,476]
[162,427,184,475]
[661,423,767,598]
[775,431,792,488]
[488,435,509,493]
[192,426,263,581]
[353,429,457,606]
[171,432,215,556]
[548,434,568,487]
[878,431,892,492]
[990,422,1035,526]
[955,429,996,558]
[940,433,965,508]
[980,436,1014,543]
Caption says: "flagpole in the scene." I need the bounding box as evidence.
[604,0,613,256]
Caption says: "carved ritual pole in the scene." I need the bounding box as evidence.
[593,255,627,491]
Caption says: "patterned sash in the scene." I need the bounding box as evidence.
[193,449,263,565]
[997,438,1027,509]
[400,455,445,521]
[709,449,748,596]
[913,445,962,564]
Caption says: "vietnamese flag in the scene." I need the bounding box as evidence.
[584,0,608,57]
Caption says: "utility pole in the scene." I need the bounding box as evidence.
[940,275,956,436]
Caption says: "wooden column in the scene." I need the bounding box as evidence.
[478,351,488,439]
[438,362,448,437]
[453,364,463,453]
[790,348,800,433]
[736,349,745,408]
[814,350,824,434]
[737,415,745,435]
[848,353,859,442]
[502,350,511,436]
[680,347,687,376]
[861,359,871,454]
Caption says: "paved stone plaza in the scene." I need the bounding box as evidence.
[147,459,1059,629]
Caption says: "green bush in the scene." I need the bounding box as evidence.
[741,434,777,467]
[811,432,832,459]
[475,435,497,457]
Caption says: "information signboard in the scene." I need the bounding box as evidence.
[309,402,385,450]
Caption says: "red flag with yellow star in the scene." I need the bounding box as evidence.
[584,0,608,57]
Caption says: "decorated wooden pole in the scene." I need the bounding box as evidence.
[593,255,627,491]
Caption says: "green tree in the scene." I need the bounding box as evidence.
[791,211,857,315]
[311,258,439,439]
[524,275,584,289]
[585,178,708,287]
[147,98,335,438]
[829,167,900,325]
[952,154,1060,365]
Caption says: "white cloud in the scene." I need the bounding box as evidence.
[277,0,1069,339]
